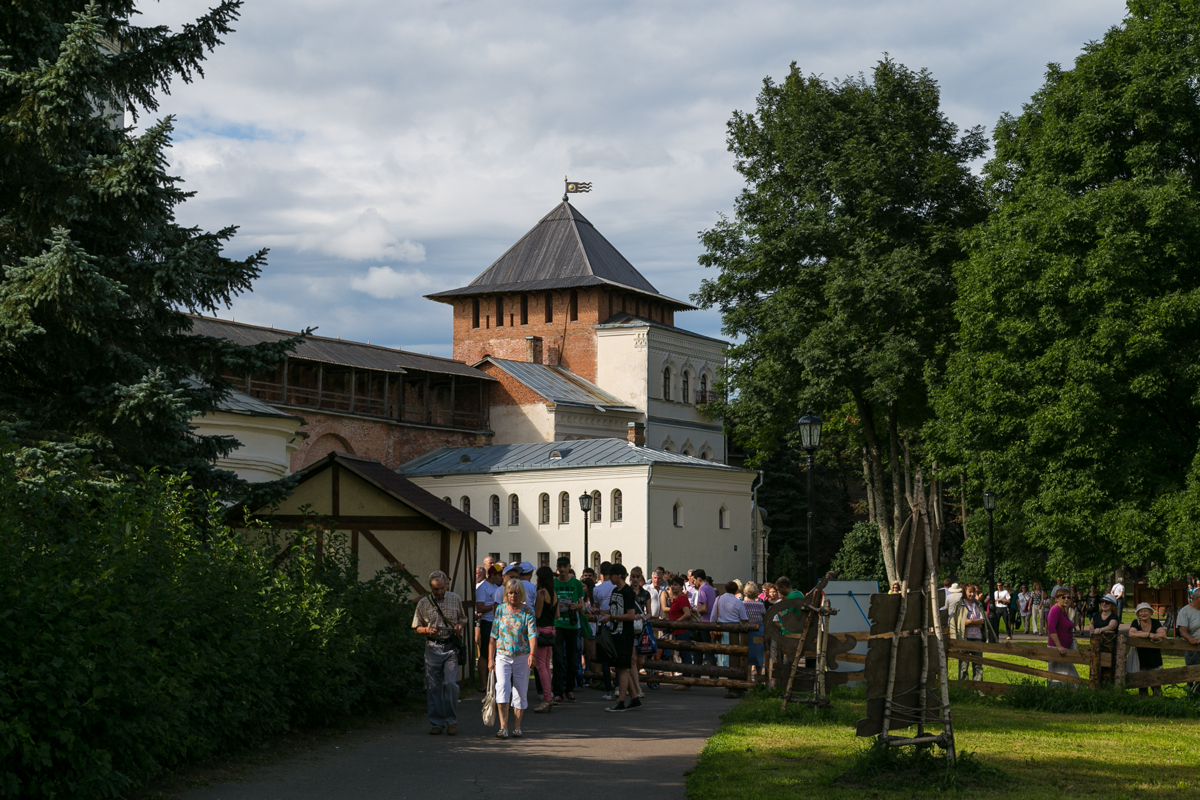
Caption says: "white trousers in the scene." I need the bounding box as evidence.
[495,651,530,710]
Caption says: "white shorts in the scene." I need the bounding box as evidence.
[495,651,530,710]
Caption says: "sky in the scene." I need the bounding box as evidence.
[135,0,1130,358]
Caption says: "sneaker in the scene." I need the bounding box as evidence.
[627,697,642,710]
[601,692,617,701]
[605,701,628,713]
[495,728,509,739]
[565,693,577,703]
[513,729,523,738]
[553,695,564,705]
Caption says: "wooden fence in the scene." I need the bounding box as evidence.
[945,633,1200,693]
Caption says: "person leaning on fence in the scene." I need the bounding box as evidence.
[742,581,766,680]
[1127,602,1168,697]
[950,584,986,681]
[412,570,467,735]
[1046,586,1080,686]
[489,578,537,739]
[1175,589,1200,692]
[1090,594,1121,638]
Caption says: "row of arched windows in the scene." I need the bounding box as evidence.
[662,367,709,404]
[443,489,624,527]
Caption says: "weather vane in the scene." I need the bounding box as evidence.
[564,176,592,201]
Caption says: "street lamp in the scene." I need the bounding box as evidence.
[579,491,593,572]
[982,490,996,629]
[797,410,823,591]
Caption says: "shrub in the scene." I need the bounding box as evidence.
[0,456,424,798]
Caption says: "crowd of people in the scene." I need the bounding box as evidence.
[944,579,1200,696]
[412,566,1200,737]
[412,556,808,738]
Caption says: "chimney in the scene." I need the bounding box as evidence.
[525,335,543,364]
[627,421,646,446]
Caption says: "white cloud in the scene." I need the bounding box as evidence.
[350,266,435,299]
[134,0,1129,351]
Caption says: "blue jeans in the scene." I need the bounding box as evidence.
[424,642,460,727]
[673,631,693,665]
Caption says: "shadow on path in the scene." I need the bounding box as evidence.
[183,686,739,800]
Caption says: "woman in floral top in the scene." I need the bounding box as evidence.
[488,578,537,739]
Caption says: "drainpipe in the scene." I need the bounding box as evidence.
[750,469,763,582]
[645,464,653,571]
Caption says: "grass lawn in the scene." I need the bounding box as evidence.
[688,684,1200,799]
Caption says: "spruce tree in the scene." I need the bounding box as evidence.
[0,1,297,496]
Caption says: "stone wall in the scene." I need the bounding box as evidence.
[290,411,490,472]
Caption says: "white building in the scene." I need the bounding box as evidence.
[190,387,305,482]
[401,436,757,580]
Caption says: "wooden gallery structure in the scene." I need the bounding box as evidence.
[232,451,491,671]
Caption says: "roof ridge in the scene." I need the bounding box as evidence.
[565,202,594,277]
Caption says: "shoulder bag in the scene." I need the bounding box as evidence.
[596,622,619,663]
[481,670,498,726]
[430,595,467,664]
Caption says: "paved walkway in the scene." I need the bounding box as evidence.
[183,685,738,800]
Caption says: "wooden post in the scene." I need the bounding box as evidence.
[349,368,356,413]
[425,374,432,423]
[1089,636,1103,690]
[281,357,288,404]
[923,505,956,766]
[317,364,324,408]
[1114,633,1128,690]
[450,376,456,427]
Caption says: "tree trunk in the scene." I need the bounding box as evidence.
[862,446,876,523]
[888,403,904,551]
[960,473,968,540]
[904,437,914,510]
[854,393,898,585]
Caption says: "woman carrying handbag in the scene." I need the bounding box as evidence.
[488,579,537,739]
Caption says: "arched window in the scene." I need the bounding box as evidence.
[539,493,550,524]
[611,550,623,565]
[461,496,471,516]
[490,495,500,526]
[719,505,730,529]
[509,494,520,526]
[662,367,671,401]
[559,491,570,523]
[442,496,451,504]
[699,374,708,404]
[591,490,602,523]
[682,446,694,457]
[612,489,623,522]
[591,551,601,571]
[682,371,690,404]
[673,500,682,528]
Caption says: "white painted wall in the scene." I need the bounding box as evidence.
[409,459,756,577]
[190,411,303,482]
[487,403,555,445]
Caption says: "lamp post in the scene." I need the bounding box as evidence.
[797,410,823,591]
[579,491,593,572]
[982,490,996,624]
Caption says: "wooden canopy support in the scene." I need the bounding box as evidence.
[359,529,427,595]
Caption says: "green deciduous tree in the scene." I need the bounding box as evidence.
[930,0,1200,580]
[0,1,295,496]
[695,58,987,584]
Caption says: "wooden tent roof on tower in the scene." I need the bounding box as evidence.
[425,201,696,310]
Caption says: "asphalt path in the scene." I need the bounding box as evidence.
[183,684,739,800]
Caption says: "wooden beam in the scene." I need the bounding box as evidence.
[656,639,748,656]
[349,368,356,413]
[440,530,451,575]
[450,532,465,594]
[1124,663,1200,690]
[640,660,745,679]
[946,638,1109,666]
[1119,636,1200,653]
[954,653,1084,685]
[650,619,758,633]
[351,529,359,557]
[637,674,755,690]
[359,529,427,595]
[247,514,458,531]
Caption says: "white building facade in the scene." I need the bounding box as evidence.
[401,438,756,580]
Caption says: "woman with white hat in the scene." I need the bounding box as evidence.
[1090,594,1122,637]
[1128,602,1168,696]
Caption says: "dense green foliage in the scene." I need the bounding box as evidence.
[0,453,424,799]
[930,0,1200,579]
[0,1,296,498]
[829,521,889,586]
[695,58,987,583]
